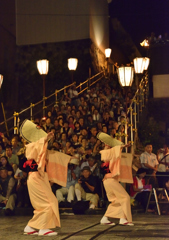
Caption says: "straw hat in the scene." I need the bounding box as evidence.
[97,132,123,147]
[69,154,80,165]
[20,119,47,143]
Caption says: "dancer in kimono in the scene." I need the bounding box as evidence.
[97,132,134,226]
[20,120,73,236]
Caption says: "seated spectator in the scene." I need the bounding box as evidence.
[79,117,86,129]
[93,109,101,122]
[60,133,68,148]
[60,121,73,137]
[53,119,61,134]
[81,128,88,138]
[71,134,81,148]
[1,134,10,149]
[68,84,79,106]
[68,116,75,130]
[62,141,72,154]
[5,145,19,173]
[80,156,99,176]
[130,168,152,212]
[11,137,21,155]
[0,156,14,176]
[74,121,81,135]
[56,158,80,206]
[88,126,98,139]
[102,124,108,134]
[140,143,159,188]
[86,114,95,128]
[42,117,54,133]
[0,167,17,216]
[75,166,99,209]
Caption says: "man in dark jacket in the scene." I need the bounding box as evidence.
[75,166,99,209]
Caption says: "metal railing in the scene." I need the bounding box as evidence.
[116,73,149,153]
[0,71,105,135]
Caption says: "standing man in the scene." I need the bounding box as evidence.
[140,143,159,188]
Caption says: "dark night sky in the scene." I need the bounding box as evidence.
[109,0,169,47]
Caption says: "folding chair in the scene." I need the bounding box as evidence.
[146,188,169,215]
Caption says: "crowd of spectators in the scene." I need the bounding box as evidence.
[0,78,169,215]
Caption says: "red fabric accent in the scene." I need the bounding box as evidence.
[26,231,38,235]
[23,160,33,168]
[43,231,55,235]
[130,177,145,197]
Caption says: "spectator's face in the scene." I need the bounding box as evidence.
[0,157,7,166]
[6,148,12,157]
[145,145,152,154]
[76,111,81,118]
[69,117,74,123]
[54,120,59,127]
[11,138,18,147]
[47,111,52,117]
[72,135,78,142]
[88,159,95,167]
[82,139,87,147]
[75,122,80,128]
[66,141,71,148]
[61,134,67,141]
[0,169,8,179]
[79,118,84,125]
[102,126,107,133]
[82,170,90,178]
[91,128,97,136]
[81,129,87,136]
[46,118,51,124]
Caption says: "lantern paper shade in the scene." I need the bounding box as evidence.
[117,66,134,87]
[37,59,49,75]
[133,58,145,74]
[68,58,78,70]
[0,74,3,89]
[143,57,150,70]
[105,48,112,58]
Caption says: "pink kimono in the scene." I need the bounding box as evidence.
[25,137,71,229]
[100,146,133,222]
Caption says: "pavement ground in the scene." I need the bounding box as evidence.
[1,212,169,240]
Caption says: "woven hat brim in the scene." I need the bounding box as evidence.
[20,119,47,143]
[97,132,123,147]
[70,158,79,165]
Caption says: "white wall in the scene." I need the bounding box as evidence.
[153,74,169,98]
[16,0,109,53]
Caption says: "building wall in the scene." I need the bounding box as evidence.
[16,0,109,54]
[150,44,169,98]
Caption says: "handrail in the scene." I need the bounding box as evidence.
[116,72,149,154]
[0,71,105,135]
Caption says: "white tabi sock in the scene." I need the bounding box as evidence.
[24,225,37,233]
[100,216,109,223]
